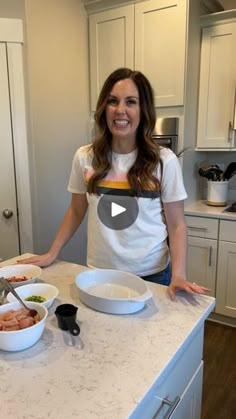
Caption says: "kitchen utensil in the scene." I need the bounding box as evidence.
[199,160,212,171]
[222,162,236,181]
[224,201,236,212]
[199,164,223,181]
[7,283,59,309]
[0,264,42,288]
[55,304,80,336]
[0,301,48,351]
[75,269,153,315]
[0,277,37,317]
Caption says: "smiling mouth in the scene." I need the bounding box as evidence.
[114,120,129,127]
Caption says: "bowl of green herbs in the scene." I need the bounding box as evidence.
[7,283,58,309]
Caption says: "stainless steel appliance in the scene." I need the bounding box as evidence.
[152,117,179,154]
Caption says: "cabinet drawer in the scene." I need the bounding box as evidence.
[219,220,236,242]
[185,216,218,239]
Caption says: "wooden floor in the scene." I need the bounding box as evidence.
[202,320,236,419]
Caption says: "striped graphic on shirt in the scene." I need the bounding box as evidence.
[85,171,160,198]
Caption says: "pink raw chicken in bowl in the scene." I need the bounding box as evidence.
[0,301,48,351]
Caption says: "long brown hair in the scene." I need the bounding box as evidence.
[87,68,161,196]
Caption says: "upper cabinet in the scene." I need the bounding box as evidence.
[89,5,134,111]
[88,0,187,111]
[135,0,187,108]
[197,16,236,150]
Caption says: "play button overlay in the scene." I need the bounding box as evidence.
[111,202,126,217]
[97,194,139,230]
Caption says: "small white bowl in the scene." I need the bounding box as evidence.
[0,264,42,288]
[7,283,59,309]
[0,301,48,351]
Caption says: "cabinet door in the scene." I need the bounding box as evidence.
[89,5,134,110]
[135,0,187,107]
[130,327,204,418]
[187,237,217,297]
[197,23,236,149]
[216,241,236,317]
[169,362,203,419]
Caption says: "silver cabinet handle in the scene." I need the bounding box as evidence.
[152,396,180,419]
[208,245,212,266]
[188,226,207,232]
[228,121,233,142]
[163,396,180,419]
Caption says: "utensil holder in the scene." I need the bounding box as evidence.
[207,181,228,206]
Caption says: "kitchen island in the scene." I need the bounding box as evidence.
[0,255,215,419]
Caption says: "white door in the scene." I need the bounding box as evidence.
[0,43,20,261]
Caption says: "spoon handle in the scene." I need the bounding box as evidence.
[0,277,29,310]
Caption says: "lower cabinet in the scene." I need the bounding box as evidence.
[186,216,236,319]
[216,221,236,318]
[187,236,217,298]
[169,362,203,419]
[130,327,204,418]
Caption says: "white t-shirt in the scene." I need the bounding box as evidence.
[68,144,187,276]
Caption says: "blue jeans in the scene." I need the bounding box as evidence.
[141,263,171,286]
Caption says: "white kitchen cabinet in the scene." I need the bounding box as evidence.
[186,216,218,297]
[131,327,204,419]
[88,0,187,110]
[135,0,187,107]
[169,362,203,419]
[197,20,236,150]
[216,220,236,318]
[187,237,217,298]
[186,214,236,319]
[89,4,134,110]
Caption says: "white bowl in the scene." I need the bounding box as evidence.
[7,283,59,309]
[75,269,153,315]
[0,301,48,351]
[0,264,42,288]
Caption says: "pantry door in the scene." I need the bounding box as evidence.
[0,43,20,261]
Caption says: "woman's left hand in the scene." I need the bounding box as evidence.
[168,277,210,300]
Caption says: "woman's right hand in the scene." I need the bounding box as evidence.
[17,252,56,268]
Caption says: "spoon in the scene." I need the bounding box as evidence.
[0,277,38,317]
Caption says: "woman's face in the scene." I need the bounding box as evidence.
[105,78,140,146]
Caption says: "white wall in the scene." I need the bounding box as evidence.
[24,0,90,264]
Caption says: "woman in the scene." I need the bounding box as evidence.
[20,68,209,299]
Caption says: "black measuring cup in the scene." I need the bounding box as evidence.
[55,304,80,336]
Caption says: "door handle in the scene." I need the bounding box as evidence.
[2,209,13,219]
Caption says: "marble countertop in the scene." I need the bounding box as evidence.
[185,200,236,221]
[0,255,215,419]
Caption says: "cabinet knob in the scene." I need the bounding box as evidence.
[2,209,13,219]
